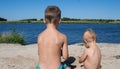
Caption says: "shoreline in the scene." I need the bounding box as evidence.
[1,42,120,46]
[0,21,120,24]
[0,43,120,69]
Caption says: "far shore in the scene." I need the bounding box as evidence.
[0,20,120,24]
[0,43,120,69]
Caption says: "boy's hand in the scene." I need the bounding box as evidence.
[78,56,81,59]
[78,56,81,63]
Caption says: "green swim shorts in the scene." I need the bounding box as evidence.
[36,63,67,69]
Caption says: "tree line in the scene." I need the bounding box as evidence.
[40,17,120,23]
[0,17,120,23]
[0,17,7,21]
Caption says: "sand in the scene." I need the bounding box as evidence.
[0,43,120,69]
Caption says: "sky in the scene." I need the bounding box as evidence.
[0,0,120,20]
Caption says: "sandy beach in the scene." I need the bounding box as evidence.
[0,43,120,69]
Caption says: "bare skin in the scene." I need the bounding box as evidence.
[38,23,69,69]
[79,31,101,69]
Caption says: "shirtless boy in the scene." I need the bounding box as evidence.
[79,29,101,69]
[37,6,70,69]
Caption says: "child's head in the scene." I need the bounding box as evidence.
[82,29,96,47]
[44,6,61,25]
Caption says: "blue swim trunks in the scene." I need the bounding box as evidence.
[36,63,67,69]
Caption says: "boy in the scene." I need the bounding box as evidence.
[37,6,70,69]
[79,29,101,69]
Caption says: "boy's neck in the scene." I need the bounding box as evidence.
[88,41,96,48]
[46,23,58,29]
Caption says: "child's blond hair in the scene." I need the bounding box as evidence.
[82,28,96,42]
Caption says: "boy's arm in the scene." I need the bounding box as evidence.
[37,35,41,56]
[62,35,69,60]
[79,49,88,63]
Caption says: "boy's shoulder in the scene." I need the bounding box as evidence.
[38,31,46,40]
[83,48,90,55]
[38,30,67,39]
[58,32,67,39]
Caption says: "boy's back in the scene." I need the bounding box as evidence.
[38,28,68,69]
[84,45,101,69]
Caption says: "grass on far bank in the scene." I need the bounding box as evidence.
[77,43,84,46]
[0,20,120,24]
[0,29,25,45]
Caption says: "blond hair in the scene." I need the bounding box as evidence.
[82,28,97,42]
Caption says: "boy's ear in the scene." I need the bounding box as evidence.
[92,37,96,42]
[43,19,46,24]
[84,40,88,44]
[59,19,61,24]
